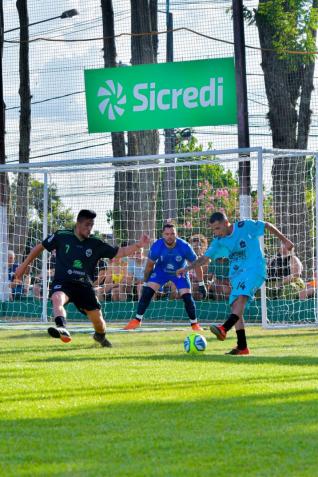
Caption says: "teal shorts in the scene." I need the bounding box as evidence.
[229,273,265,306]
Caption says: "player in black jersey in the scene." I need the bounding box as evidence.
[15,209,149,347]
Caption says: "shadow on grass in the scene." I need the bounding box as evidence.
[0,392,317,477]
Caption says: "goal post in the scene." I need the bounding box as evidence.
[0,147,317,328]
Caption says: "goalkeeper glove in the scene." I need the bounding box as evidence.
[198,281,207,299]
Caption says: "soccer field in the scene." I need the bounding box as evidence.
[0,326,317,477]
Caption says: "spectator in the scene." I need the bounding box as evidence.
[267,243,305,299]
[299,272,317,300]
[208,257,231,301]
[188,234,209,300]
[33,250,56,299]
[8,250,29,300]
[126,248,147,300]
[108,256,130,301]
[93,259,116,301]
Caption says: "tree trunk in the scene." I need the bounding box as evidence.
[0,0,10,301]
[255,2,316,279]
[10,0,31,262]
[126,0,160,243]
[101,0,126,243]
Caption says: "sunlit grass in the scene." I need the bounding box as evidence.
[0,326,317,477]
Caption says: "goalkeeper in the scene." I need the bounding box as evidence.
[14,209,149,347]
[177,211,293,355]
[124,223,207,331]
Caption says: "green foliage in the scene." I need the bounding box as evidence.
[255,0,318,61]
[10,176,75,251]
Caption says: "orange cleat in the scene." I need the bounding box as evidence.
[48,326,72,343]
[210,324,227,341]
[191,322,203,331]
[225,347,250,355]
[123,318,142,330]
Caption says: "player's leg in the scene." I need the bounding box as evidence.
[178,281,202,330]
[48,288,72,343]
[85,308,112,348]
[224,295,250,354]
[123,281,161,330]
[210,273,264,355]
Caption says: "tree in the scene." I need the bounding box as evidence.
[0,0,10,301]
[9,0,32,262]
[101,0,127,241]
[246,0,318,278]
[122,0,159,243]
[10,178,74,256]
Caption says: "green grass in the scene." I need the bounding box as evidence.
[0,326,317,477]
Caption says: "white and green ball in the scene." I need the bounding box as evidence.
[184,333,207,354]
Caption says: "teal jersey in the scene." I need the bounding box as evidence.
[205,220,266,279]
[42,229,118,284]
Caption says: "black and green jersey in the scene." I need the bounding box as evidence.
[42,229,118,284]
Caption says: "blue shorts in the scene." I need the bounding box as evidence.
[148,269,191,290]
[229,272,264,306]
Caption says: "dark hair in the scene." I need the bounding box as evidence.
[209,211,227,224]
[77,209,96,222]
[162,223,176,232]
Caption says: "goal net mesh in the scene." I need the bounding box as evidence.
[0,148,317,327]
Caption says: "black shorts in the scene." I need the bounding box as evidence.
[50,281,101,315]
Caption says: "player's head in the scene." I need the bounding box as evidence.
[8,250,15,264]
[189,234,208,254]
[209,211,230,237]
[162,223,177,247]
[76,209,96,238]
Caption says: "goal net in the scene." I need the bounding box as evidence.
[0,147,317,328]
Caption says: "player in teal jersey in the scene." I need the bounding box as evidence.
[15,209,149,347]
[177,211,293,355]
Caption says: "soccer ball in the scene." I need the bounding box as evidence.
[184,333,207,354]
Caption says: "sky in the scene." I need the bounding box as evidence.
[2,0,318,233]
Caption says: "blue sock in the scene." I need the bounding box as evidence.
[136,286,155,317]
[182,293,197,323]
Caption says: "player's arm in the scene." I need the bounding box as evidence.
[143,258,156,283]
[176,255,210,277]
[265,223,294,250]
[115,233,150,259]
[190,260,208,298]
[14,243,45,281]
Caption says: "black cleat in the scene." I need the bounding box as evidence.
[48,326,72,343]
[93,332,112,348]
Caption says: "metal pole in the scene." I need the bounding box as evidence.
[163,0,177,221]
[315,154,318,324]
[257,148,267,328]
[41,172,48,322]
[232,0,251,219]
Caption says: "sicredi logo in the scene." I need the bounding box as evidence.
[85,58,237,132]
[97,77,223,120]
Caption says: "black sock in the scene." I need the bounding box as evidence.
[94,331,105,339]
[182,293,197,323]
[54,316,66,328]
[223,313,240,332]
[236,329,247,350]
[136,286,155,316]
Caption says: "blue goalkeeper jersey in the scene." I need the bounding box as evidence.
[148,238,197,275]
[205,219,266,279]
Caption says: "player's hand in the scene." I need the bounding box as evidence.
[198,282,207,299]
[138,233,150,248]
[283,238,294,252]
[176,267,187,277]
[13,266,24,281]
